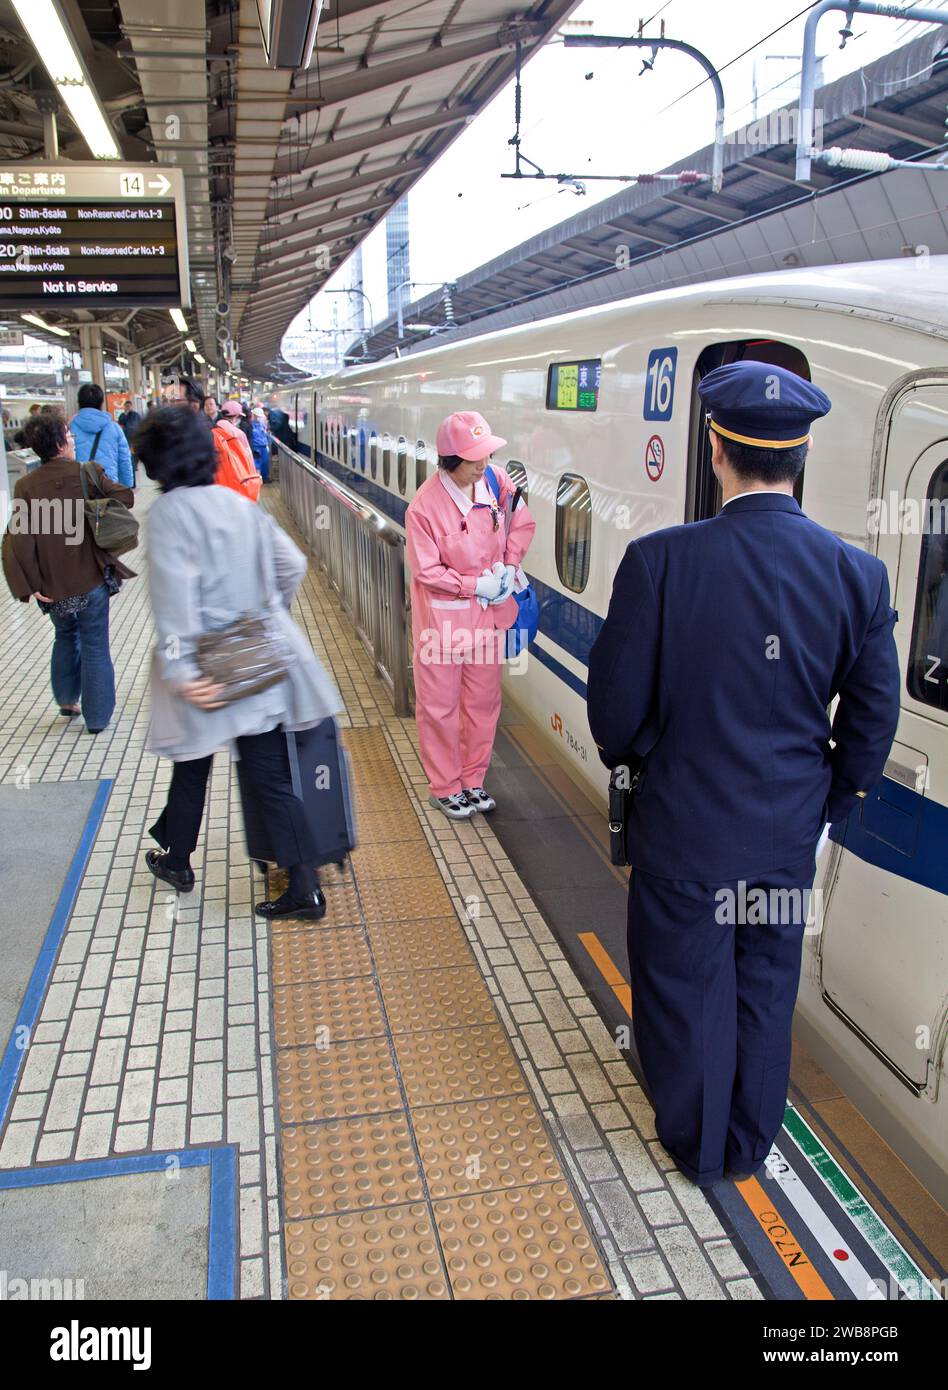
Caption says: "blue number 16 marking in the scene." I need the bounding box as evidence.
[644,347,677,421]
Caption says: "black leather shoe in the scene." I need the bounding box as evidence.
[145,850,195,894]
[59,705,80,717]
[255,888,327,921]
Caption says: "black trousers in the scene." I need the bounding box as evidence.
[149,726,318,895]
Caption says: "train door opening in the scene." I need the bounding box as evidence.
[818,380,948,1094]
[686,340,812,523]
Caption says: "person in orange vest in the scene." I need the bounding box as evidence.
[161,376,261,503]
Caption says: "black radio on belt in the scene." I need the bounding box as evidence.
[607,760,644,867]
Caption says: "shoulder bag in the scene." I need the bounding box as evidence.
[194,509,296,705]
[79,452,139,556]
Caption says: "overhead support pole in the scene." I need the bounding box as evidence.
[563,34,725,193]
[795,2,948,181]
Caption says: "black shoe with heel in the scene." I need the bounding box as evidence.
[255,888,326,921]
[145,849,195,894]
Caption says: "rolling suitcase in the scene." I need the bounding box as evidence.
[238,717,357,873]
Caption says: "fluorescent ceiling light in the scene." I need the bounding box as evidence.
[11,0,120,160]
[193,352,206,364]
[169,308,188,332]
[184,338,197,352]
[21,312,70,338]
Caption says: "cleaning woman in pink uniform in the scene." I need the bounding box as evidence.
[406,411,536,819]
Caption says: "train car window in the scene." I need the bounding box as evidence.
[396,436,408,495]
[907,458,948,711]
[358,427,367,472]
[505,459,528,504]
[555,473,592,593]
[382,433,392,487]
[369,431,378,478]
[415,440,428,491]
[687,340,811,523]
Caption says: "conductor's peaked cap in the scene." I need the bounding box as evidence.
[697,361,831,449]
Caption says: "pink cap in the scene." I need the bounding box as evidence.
[220,399,243,416]
[436,410,506,462]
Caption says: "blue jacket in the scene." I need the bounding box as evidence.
[587,493,901,880]
[70,407,134,487]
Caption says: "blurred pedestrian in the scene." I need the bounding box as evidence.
[2,408,135,733]
[250,406,271,483]
[71,383,134,487]
[134,406,341,918]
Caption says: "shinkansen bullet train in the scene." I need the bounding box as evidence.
[273,257,948,1199]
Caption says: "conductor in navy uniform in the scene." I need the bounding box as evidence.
[586,361,901,1186]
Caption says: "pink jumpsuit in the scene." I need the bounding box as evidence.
[406,467,536,798]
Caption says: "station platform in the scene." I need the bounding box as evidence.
[0,479,944,1303]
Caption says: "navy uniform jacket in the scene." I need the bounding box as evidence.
[587,493,901,881]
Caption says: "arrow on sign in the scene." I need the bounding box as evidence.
[147,174,171,195]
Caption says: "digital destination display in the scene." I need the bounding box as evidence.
[547,358,601,412]
[0,164,189,310]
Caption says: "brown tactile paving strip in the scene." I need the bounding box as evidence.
[368,918,479,975]
[276,1039,403,1124]
[273,726,614,1299]
[433,1184,613,1300]
[270,926,374,986]
[285,1206,451,1301]
[413,1096,566,1199]
[380,966,499,1034]
[273,976,386,1047]
[282,1114,425,1219]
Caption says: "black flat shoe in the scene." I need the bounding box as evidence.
[59,705,80,717]
[254,888,327,921]
[145,849,195,894]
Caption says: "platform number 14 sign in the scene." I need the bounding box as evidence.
[644,347,677,422]
[120,173,145,197]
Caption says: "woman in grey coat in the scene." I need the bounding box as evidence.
[135,406,342,921]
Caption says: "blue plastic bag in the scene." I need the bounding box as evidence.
[484,465,539,657]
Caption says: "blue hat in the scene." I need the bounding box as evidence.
[697,361,831,449]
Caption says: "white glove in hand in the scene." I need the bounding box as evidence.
[474,568,505,602]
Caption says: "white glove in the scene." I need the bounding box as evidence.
[474,567,505,602]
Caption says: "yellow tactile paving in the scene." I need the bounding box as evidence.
[357,873,455,923]
[352,810,427,845]
[393,1025,529,1109]
[282,1114,425,1219]
[433,1183,612,1300]
[270,926,374,986]
[380,966,498,1034]
[350,843,426,880]
[272,725,614,1299]
[285,1205,451,1301]
[368,918,478,975]
[273,976,386,1048]
[413,1096,565,1199]
[267,877,363,930]
[276,1038,403,1124]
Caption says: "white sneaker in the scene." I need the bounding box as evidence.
[429,792,475,820]
[462,787,496,813]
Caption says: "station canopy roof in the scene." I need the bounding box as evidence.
[0,0,582,377]
[351,25,948,361]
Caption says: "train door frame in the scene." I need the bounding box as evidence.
[818,371,948,1100]
[685,340,812,524]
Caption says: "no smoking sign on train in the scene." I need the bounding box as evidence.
[645,434,665,482]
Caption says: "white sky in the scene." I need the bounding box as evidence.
[284,0,945,357]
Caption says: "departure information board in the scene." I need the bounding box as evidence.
[0,163,190,310]
[547,358,601,411]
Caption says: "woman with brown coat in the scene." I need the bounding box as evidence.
[2,408,134,734]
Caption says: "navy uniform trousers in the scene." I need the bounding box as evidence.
[628,854,815,1185]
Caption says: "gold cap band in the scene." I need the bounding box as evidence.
[709,418,811,450]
